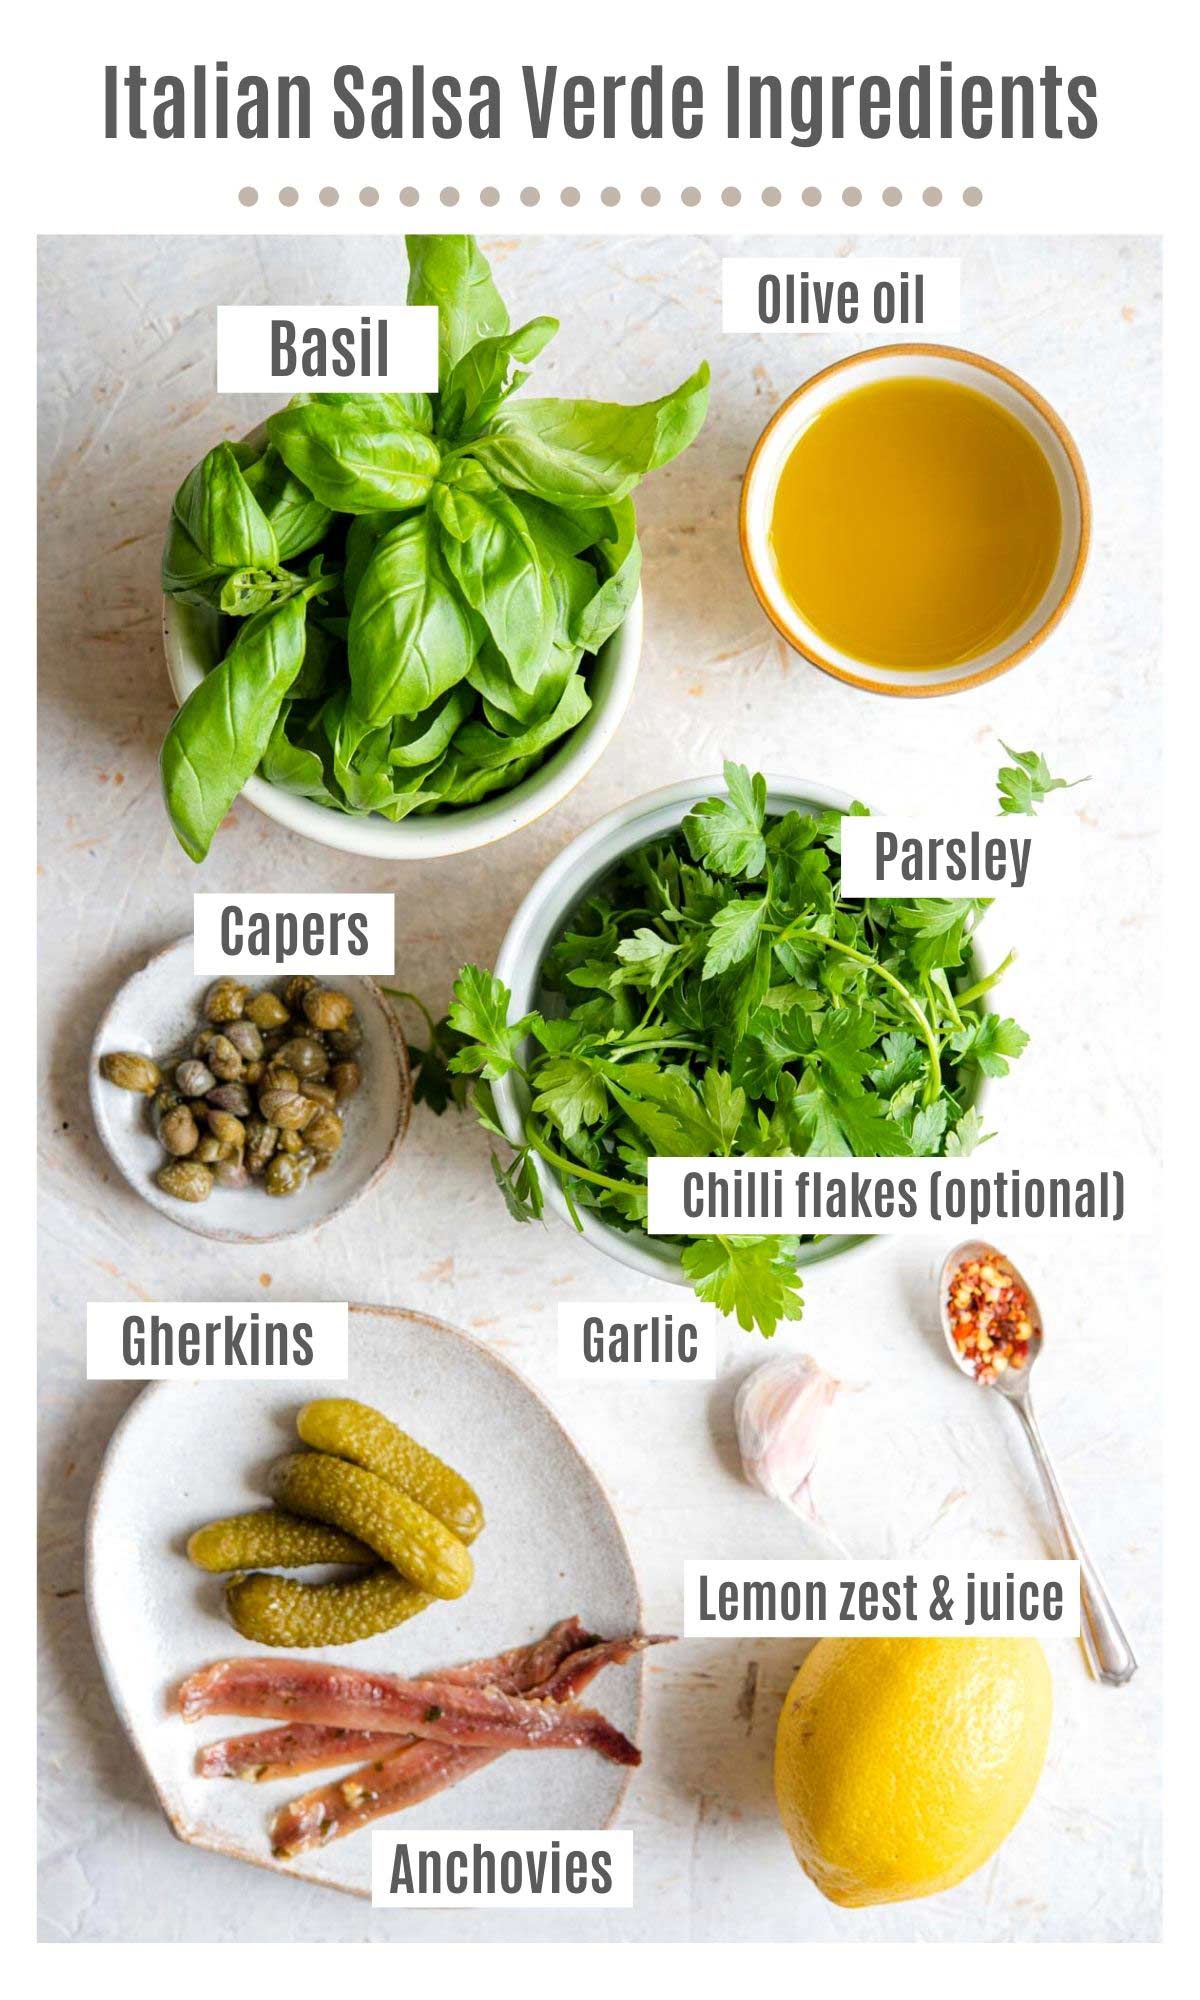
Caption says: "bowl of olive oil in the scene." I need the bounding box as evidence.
[740,344,1089,697]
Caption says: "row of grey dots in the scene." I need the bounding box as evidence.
[241,184,982,210]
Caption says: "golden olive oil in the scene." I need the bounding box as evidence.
[767,376,1062,671]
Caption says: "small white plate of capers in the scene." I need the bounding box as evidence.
[89,934,411,1242]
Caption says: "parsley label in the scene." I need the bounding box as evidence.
[840,821,1050,895]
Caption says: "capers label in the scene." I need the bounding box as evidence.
[193,893,394,974]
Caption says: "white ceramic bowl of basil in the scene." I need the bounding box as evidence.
[161,584,643,862]
[491,774,993,1289]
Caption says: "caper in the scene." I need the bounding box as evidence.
[205,1108,246,1150]
[264,1152,306,1197]
[330,1060,362,1102]
[203,978,249,1024]
[225,1019,264,1061]
[299,1079,337,1109]
[303,988,355,1033]
[100,1051,162,1096]
[192,1028,220,1060]
[214,1158,250,1190]
[155,1159,213,1204]
[283,975,318,1012]
[258,1062,299,1098]
[174,1058,215,1097]
[194,1135,224,1164]
[276,1037,328,1082]
[260,1027,289,1058]
[206,1082,252,1117]
[278,1128,304,1156]
[258,1088,315,1131]
[304,1108,344,1155]
[326,1017,364,1057]
[205,1034,244,1082]
[243,1059,264,1086]
[246,991,290,1031]
[160,1104,200,1157]
[244,1118,279,1175]
[151,1086,184,1134]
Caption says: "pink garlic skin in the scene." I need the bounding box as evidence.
[734,1353,839,1520]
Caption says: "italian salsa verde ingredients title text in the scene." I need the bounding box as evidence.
[104,62,1098,148]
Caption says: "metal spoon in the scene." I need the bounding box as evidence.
[938,1238,1137,1687]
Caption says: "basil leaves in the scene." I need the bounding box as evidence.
[159,236,709,861]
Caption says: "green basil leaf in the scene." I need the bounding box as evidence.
[389,684,475,768]
[449,667,590,771]
[172,441,279,569]
[241,443,335,558]
[571,497,641,653]
[260,707,340,807]
[267,399,441,514]
[343,511,401,611]
[287,388,434,434]
[406,234,509,379]
[440,317,558,438]
[469,361,710,504]
[161,514,226,603]
[323,691,398,813]
[438,475,556,689]
[348,514,475,726]
[160,595,308,862]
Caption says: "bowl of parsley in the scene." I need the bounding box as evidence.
[449,764,1018,1337]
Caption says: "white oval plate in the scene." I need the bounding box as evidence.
[88,935,410,1243]
[85,1305,644,1898]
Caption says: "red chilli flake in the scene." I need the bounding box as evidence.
[946,1255,1036,1384]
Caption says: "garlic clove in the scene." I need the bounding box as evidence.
[734,1352,839,1520]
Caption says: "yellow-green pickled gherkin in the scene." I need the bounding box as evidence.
[269,1451,473,1600]
[186,1508,374,1574]
[296,1398,485,1543]
[225,1566,431,1647]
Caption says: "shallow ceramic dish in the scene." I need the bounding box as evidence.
[492,774,991,1287]
[85,1305,643,1898]
[89,934,409,1243]
[740,343,1090,698]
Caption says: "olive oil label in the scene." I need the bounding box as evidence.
[684,1560,1080,1638]
[371,1829,633,1908]
[723,257,960,334]
[647,1159,1143,1235]
[193,893,394,974]
[85,1302,349,1378]
[217,306,439,392]
[557,1303,717,1380]
[840,819,1070,896]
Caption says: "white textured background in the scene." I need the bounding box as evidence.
[38,233,1161,1943]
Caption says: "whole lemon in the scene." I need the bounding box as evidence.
[774,1636,1052,1907]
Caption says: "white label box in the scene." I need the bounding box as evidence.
[557,1301,717,1380]
[371,1830,634,1908]
[840,817,1068,897]
[217,305,438,392]
[86,1302,349,1380]
[193,893,394,975]
[722,257,960,334]
[684,1559,1080,1637]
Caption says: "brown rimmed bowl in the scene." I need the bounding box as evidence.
[739,343,1090,698]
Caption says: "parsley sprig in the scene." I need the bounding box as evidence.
[447,762,1028,1337]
